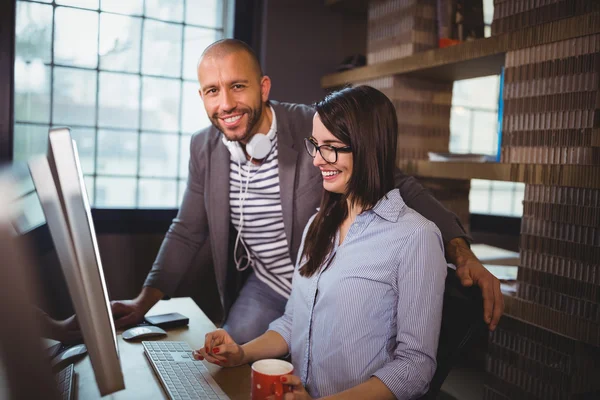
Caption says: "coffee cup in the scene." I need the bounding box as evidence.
[251,359,294,400]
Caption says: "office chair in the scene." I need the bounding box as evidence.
[418,267,487,400]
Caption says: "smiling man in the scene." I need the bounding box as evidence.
[111,39,504,343]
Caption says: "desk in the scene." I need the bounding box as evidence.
[75,298,251,399]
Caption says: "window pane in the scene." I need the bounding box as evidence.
[483,0,494,26]
[470,188,490,214]
[14,60,51,123]
[471,111,498,155]
[14,191,46,233]
[84,176,95,205]
[99,13,142,73]
[69,127,96,174]
[452,75,499,109]
[53,67,97,126]
[95,176,136,207]
[54,7,98,68]
[56,0,99,9]
[98,72,140,129]
[15,2,52,63]
[145,0,183,22]
[142,20,182,77]
[449,106,471,153]
[186,0,222,28]
[513,185,525,217]
[139,133,179,178]
[97,129,138,176]
[178,179,186,205]
[13,123,49,161]
[183,26,220,80]
[142,77,180,132]
[490,189,514,216]
[179,134,191,179]
[471,179,492,190]
[138,179,177,208]
[101,0,143,15]
[181,81,210,134]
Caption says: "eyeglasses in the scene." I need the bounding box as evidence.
[304,137,351,164]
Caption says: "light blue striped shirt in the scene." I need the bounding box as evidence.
[268,189,447,399]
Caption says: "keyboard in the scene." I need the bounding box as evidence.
[54,363,74,400]
[142,341,230,400]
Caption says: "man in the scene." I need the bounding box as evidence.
[112,39,503,343]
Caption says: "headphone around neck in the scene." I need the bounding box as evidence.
[221,108,277,163]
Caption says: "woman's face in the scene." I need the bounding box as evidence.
[311,113,353,195]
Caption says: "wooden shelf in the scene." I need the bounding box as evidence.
[324,0,367,15]
[321,11,600,87]
[398,160,600,189]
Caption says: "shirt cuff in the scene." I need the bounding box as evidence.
[373,363,431,400]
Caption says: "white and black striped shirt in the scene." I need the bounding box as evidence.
[229,116,294,298]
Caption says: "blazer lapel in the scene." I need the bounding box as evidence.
[208,141,231,294]
[275,105,299,254]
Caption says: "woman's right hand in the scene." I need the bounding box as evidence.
[192,328,246,367]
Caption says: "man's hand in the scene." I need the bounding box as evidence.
[111,299,146,329]
[446,238,504,331]
[111,286,164,329]
[193,328,246,368]
[45,314,82,344]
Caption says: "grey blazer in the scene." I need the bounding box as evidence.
[145,101,468,315]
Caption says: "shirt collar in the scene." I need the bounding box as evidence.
[265,105,277,140]
[370,189,405,222]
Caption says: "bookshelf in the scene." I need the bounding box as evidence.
[397,161,600,189]
[321,11,600,87]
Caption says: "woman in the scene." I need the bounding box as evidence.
[194,86,447,399]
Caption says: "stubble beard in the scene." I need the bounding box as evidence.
[212,101,264,143]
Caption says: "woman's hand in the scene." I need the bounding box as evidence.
[192,328,245,367]
[267,375,314,400]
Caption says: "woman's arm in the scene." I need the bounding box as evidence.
[241,330,290,363]
[322,377,395,400]
[372,223,447,399]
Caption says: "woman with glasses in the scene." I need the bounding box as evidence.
[194,85,447,399]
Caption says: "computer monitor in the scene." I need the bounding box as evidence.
[0,173,60,400]
[28,127,125,396]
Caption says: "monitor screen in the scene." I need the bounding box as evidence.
[29,127,125,396]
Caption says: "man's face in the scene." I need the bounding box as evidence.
[197,51,270,143]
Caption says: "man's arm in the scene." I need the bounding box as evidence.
[112,134,212,328]
[445,237,504,331]
[395,169,504,331]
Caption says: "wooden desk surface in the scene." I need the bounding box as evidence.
[75,298,251,399]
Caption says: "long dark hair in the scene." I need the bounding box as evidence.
[299,85,398,277]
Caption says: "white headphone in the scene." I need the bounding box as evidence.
[224,107,277,271]
[221,107,277,163]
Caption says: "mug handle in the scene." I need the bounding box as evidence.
[272,381,284,397]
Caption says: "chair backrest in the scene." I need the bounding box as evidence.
[419,267,487,399]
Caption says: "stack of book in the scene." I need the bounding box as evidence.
[366,0,438,64]
[501,34,600,165]
[485,33,600,398]
[491,0,599,36]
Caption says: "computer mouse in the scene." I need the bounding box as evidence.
[122,325,167,341]
[51,344,87,370]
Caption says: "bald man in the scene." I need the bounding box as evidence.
[111,39,503,343]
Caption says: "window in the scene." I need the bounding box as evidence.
[14,0,232,209]
[450,75,525,217]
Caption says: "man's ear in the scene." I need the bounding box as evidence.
[260,75,272,103]
[198,88,203,100]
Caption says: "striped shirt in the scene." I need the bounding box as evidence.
[229,111,295,298]
[269,189,448,399]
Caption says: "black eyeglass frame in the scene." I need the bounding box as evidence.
[304,137,352,164]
